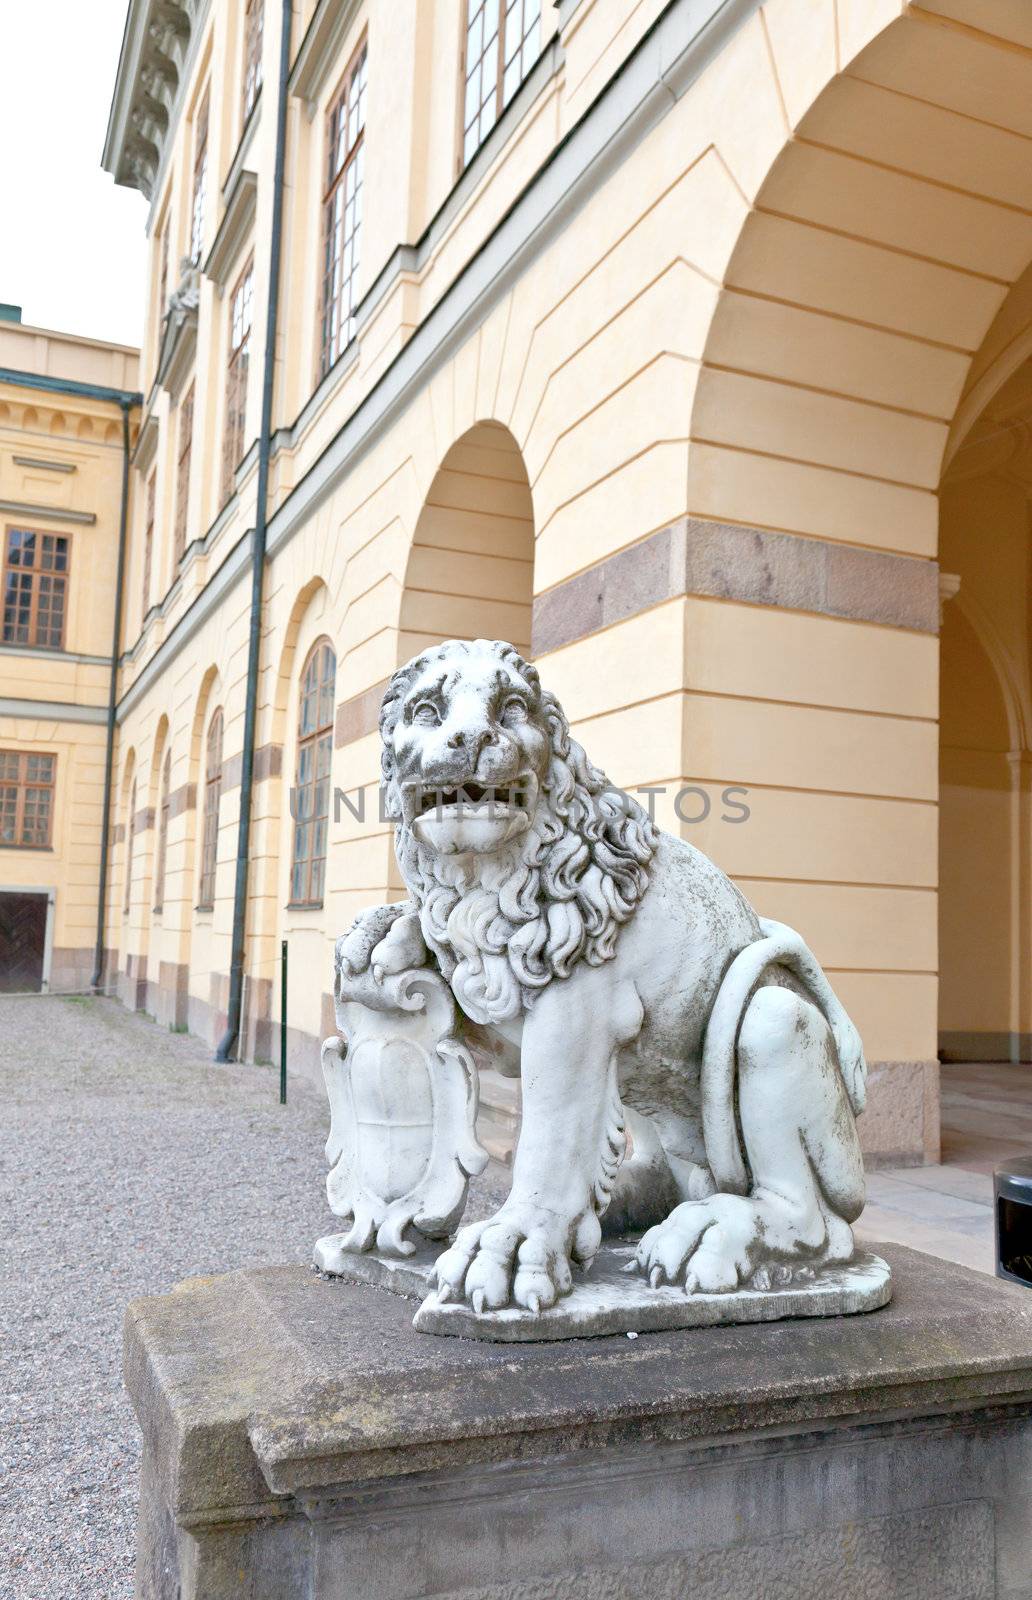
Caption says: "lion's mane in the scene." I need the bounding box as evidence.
[379,640,659,1026]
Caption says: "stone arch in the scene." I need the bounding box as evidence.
[48,411,67,436]
[399,420,534,666]
[690,2,1032,540]
[76,416,95,441]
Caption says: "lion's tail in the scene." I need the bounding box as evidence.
[701,917,867,1196]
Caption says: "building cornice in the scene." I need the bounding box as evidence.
[102,0,210,201]
[0,367,141,408]
[0,499,97,527]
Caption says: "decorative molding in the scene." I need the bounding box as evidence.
[0,499,96,526]
[531,520,941,656]
[134,408,160,475]
[0,696,107,724]
[205,169,258,290]
[155,262,200,399]
[335,678,388,747]
[132,804,156,834]
[102,0,211,200]
[222,91,262,201]
[288,0,364,113]
[0,644,111,668]
[222,742,283,791]
[168,781,197,820]
[12,456,77,474]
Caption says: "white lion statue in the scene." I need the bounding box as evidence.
[324,638,871,1321]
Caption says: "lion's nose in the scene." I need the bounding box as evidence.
[446,726,494,762]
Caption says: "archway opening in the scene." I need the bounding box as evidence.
[938,362,1032,1085]
[401,420,534,667]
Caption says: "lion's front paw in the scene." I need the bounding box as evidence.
[432,1203,600,1315]
[336,902,422,980]
[635,1194,766,1294]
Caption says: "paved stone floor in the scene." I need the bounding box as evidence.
[1,996,1029,1597]
[856,1061,1032,1276]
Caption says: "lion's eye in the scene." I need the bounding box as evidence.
[412,702,440,727]
[500,696,528,728]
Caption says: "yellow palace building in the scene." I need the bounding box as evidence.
[3,0,1032,1169]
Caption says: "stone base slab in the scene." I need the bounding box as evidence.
[125,1244,1032,1599]
[313,1234,892,1341]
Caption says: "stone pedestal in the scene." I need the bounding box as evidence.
[125,1244,1032,1600]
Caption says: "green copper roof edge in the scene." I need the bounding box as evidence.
[0,366,143,408]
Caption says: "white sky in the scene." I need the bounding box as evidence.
[0,2,148,349]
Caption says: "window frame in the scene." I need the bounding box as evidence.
[221,259,254,504]
[459,0,542,171]
[242,0,264,125]
[124,777,137,915]
[154,747,171,914]
[0,749,56,851]
[197,707,223,911]
[174,383,195,565]
[141,471,156,619]
[318,38,368,379]
[2,525,71,651]
[189,89,210,265]
[288,639,336,909]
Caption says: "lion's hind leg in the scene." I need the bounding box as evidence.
[637,985,863,1292]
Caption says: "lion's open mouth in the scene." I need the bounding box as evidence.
[415,782,530,816]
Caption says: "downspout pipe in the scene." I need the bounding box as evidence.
[216,0,293,1061]
[91,398,136,992]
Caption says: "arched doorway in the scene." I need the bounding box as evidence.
[938,366,1032,1074]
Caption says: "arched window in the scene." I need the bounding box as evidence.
[290,641,335,905]
[154,748,171,913]
[124,779,136,915]
[198,709,223,909]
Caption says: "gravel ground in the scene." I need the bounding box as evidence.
[0,994,334,1600]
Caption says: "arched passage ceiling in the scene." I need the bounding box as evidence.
[691,0,1032,550]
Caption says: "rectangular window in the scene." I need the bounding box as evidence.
[222,263,254,503]
[158,223,170,320]
[154,749,171,914]
[462,0,540,167]
[320,42,367,377]
[198,709,223,909]
[174,384,194,564]
[0,750,55,849]
[190,90,209,263]
[3,528,70,649]
[243,0,264,123]
[141,471,155,618]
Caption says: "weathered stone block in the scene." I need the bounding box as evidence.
[125,1244,1032,1600]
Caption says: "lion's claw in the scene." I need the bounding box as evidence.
[433,1204,583,1313]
